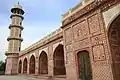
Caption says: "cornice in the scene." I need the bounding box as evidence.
[61,0,110,28]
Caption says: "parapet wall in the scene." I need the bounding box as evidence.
[62,0,93,20]
[20,28,62,56]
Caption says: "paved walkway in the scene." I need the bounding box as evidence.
[0,75,45,80]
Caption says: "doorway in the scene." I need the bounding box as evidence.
[77,51,92,80]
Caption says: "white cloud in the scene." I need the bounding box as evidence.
[0,26,9,61]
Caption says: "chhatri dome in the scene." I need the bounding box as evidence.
[11,2,24,14]
[12,2,22,9]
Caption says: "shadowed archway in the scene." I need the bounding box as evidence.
[108,14,120,80]
[23,58,28,74]
[39,51,48,74]
[18,60,22,74]
[29,55,35,74]
[53,44,66,75]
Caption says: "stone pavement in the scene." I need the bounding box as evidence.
[0,75,66,80]
[0,75,45,80]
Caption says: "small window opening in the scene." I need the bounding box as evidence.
[19,47,21,51]
[19,33,21,37]
[20,22,22,25]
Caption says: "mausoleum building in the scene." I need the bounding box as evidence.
[5,0,120,80]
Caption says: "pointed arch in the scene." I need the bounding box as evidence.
[29,55,35,74]
[106,11,120,31]
[53,44,66,75]
[23,58,28,74]
[39,51,48,74]
[18,60,22,74]
[108,14,120,80]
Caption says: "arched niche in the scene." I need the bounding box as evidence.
[23,58,28,74]
[29,55,35,74]
[39,51,48,75]
[53,44,66,75]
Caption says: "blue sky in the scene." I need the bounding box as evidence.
[0,0,82,61]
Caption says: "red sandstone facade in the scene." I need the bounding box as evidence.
[5,0,120,80]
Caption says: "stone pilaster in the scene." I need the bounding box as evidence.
[65,51,77,80]
[27,60,29,75]
[21,60,23,74]
[48,45,53,77]
[35,51,39,75]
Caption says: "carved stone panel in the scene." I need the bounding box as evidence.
[88,14,101,35]
[74,38,89,50]
[64,28,72,43]
[92,45,106,61]
[66,44,73,52]
[73,20,89,41]
[66,52,75,66]
[91,34,104,46]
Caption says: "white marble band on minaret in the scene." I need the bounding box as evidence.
[5,2,24,75]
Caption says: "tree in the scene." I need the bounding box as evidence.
[0,61,3,66]
[0,61,6,71]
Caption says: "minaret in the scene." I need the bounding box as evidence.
[5,2,24,75]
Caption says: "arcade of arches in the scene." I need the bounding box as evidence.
[18,44,66,76]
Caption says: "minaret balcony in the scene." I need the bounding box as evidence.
[10,13,24,20]
[5,51,19,56]
[7,36,23,42]
[9,24,24,30]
